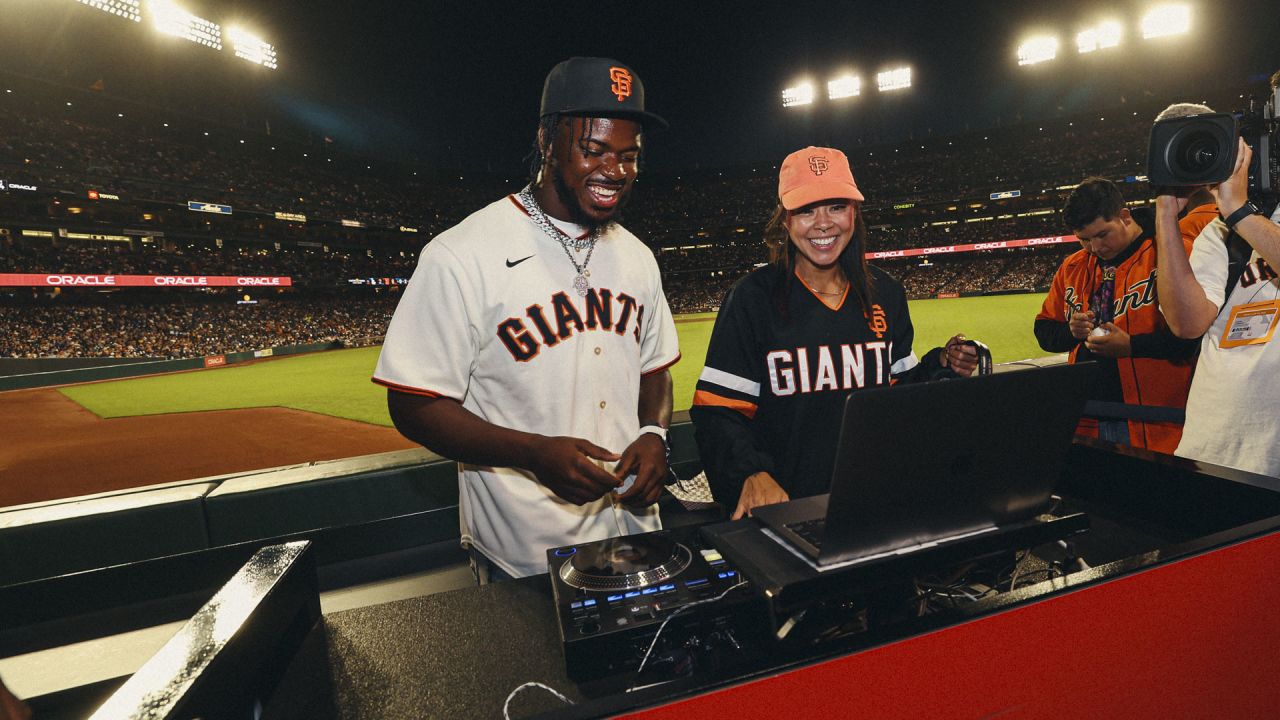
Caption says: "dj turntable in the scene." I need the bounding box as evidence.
[548,525,765,682]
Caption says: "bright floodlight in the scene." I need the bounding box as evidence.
[782,83,815,108]
[827,74,861,100]
[1141,4,1191,39]
[1077,21,1123,53]
[876,67,912,92]
[1018,35,1059,65]
[77,0,142,22]
[149,0,222,49]
[227,26,278,70]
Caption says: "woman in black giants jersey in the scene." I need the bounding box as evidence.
[691,146,979,520]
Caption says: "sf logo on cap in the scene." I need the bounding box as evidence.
[609,67,633,102]
[808,156,829,175]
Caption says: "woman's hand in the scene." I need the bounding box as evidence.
[733,472,790,519]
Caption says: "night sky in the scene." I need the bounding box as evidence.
[11,0,1280,173]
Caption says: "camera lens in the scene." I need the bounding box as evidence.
[1164,122,1233,182]
[1148,113,1238,187]
[1174,130,1220,173]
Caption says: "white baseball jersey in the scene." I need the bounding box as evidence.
[373,195,681,577]
[1176,210,1280,478]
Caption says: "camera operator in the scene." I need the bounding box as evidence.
[1035,177,1198,452]
[1154,75,1280,478]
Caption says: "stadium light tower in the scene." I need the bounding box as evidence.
[827,74,861,100]
[148,0,222,49]
[227,26,278,70]
[76,0,142,23]
[1141,4,1191,39]
[876,67,912,92]
[1017,35,1059,65]
[1077,20,1123,53]
[782,82,815,108]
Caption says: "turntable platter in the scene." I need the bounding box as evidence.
[559,534,692,591]
[549,527,764,681]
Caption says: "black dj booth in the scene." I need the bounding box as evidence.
[16,438,1280,719]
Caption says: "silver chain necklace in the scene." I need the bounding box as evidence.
[517,186,598,297]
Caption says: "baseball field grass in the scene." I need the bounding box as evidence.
[60,293,1055,424]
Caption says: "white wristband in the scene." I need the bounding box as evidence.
[639,425,668,441]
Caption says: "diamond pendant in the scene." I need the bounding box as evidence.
[573,274,590,297]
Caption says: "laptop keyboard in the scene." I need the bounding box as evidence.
[785,518,825,549]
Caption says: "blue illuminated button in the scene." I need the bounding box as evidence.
[642,587,658,595]
[607,594,624,603]
[686,578,708,587]
[571,601,582,609]
[625,590,642,599]
[583,599,597,607]
[658,584,676,592]
[554,547,577,557]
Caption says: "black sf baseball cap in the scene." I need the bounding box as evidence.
[540,56,668,130]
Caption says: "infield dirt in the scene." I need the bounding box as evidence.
[0,387,416,508]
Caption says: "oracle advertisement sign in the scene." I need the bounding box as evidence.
[865,235,1076,260]
[0,274,293,287]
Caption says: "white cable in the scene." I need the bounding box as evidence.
[1056,539,1091,571]
[1008,548,1030,590]
[609,492,628,537]
[502,681,574,720]
[628,578,748,689]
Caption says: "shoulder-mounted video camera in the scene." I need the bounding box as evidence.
[1146,86,1279,203]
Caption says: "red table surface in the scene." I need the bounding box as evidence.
[625,531,1280,719]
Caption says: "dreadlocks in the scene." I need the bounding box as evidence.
[527,114,645,187]
[526,113,561,186]
[526,114,608,186]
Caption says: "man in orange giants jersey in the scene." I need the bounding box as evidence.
[1035,177,1198,452]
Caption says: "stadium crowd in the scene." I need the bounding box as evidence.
[0,102,503,234]
[0,294,396,359]
[4,87,1153,239]
[867,212,1066,252]
[1,238,418,285]
[0,88,1179,357]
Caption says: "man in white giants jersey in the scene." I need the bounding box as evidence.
[373,57,680,579]
[1155,75,1280,478]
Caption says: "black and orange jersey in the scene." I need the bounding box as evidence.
[691,264,949,504]
[1033,207,1197,453]
[1179,201,1218,244]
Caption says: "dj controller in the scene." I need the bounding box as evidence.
[547,525,765,682]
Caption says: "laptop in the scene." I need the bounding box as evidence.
[753,362,1096,568]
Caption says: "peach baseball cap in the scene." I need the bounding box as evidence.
[778,146,864,209]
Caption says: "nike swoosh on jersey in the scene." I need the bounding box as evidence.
[506,255,535,268]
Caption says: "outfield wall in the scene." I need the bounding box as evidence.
[0,341,344,392]
[936,285,1050,299]
[0,357,161,377]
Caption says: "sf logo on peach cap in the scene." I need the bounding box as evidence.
[609,67,633,102]
[808,155,829,175]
